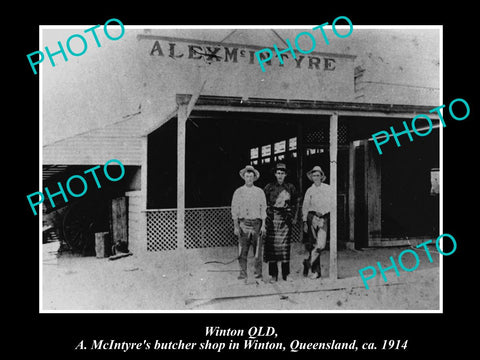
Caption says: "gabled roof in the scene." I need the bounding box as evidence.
[42,107,177,166]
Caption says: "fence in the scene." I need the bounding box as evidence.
[146,206,302,251]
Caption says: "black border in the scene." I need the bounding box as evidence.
[17,4,476,357]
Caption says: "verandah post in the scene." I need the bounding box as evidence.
[176,94,192,250]
[329,112,338,280]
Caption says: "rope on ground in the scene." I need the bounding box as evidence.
[204,257,239,265]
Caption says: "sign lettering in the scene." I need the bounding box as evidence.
[144,38,339,72]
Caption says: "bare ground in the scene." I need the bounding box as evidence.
[42,241,440,311]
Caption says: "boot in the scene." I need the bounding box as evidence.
[281,262,290,281]
[311,252,322,279]
[302,259,310,277]
[238,258,247,280]
[238,271,247,280]
[268,262,278,282]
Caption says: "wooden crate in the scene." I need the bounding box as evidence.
[95,232,110,258]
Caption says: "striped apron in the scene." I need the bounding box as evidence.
[264,207,292,262]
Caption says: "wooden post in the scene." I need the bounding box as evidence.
[297,122,304,196]
[176,94,191,250]
[364,140,382,245]
[140,135,148,252]
[297,122,304,242]
[347,141,356,249]
[329,113,338,280]
[141,136,148,208]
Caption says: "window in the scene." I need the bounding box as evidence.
[252,138,298,165]
[288,137,297,151]
[274,140,286,154]
[306,148,324,156]
[261,144,271,157]
[250,147,259,160]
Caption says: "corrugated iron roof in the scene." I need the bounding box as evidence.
[43,107,176,166]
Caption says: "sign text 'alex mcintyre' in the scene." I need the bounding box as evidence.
[143,20,352,72]
[147,38,338,72]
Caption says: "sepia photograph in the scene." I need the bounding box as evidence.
[39,25,442,312]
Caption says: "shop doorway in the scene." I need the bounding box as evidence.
[349,127,440,248]
[146,109,351,251]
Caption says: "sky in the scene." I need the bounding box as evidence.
[41,26,440,145]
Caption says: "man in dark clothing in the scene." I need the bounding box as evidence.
[263,163,298,282]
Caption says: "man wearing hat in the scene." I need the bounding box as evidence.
[301,165,335,279]
[231,165,267,282]
[263,163,298,282]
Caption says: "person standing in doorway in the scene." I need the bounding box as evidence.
[301,166,335,279]
[263,163,298,282]
[231,165,267,283]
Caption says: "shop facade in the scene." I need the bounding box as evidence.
[43,29,440,280]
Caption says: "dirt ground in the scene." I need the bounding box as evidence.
[42,241,440,311]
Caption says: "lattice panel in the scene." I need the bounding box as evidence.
[305,124,348,145]
[185,207,237,248]
[338,123,348,144]
[147,207,305,251]
[146,210,177,251]
[305,129,328,144]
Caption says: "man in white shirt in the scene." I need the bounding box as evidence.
[301,165,335,279]
[231,165,267,282]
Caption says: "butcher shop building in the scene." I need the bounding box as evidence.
[42,27,441,280]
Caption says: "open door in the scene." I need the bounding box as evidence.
[350,140,382,249]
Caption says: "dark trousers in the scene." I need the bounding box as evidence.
[238,219,263,278]
[268,261,290,280]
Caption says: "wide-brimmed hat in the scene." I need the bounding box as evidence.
[239,165,260,181]
[307,165,326,182]
[273,162,288,173]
